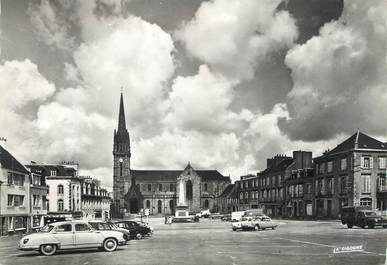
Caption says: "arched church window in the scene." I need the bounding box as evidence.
[148,184,152,192]
[186,180,193,200]
[120,162,123,176]
[204,199,209,209]
[170,183,174,192]
[146,200,150,209]
[159,184,163,191]
[204,183,208,192]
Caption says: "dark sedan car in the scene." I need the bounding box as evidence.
[112,220,151,240]
[88,221,131,241]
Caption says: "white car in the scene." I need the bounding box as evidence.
[232,217,252,231]
[241,216,277,231]
[18,221,126,256]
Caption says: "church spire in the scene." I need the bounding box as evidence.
[118,91,126,131]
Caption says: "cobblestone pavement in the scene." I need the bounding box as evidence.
[0,218,386,265]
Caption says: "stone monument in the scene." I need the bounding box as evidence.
[173,179,191,222]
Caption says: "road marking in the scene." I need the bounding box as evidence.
[276,237,334,247]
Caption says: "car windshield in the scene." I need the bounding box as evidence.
[241,217,250,221]
[40,224,55,232]
[364,211,378,217]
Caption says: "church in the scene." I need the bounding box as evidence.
[112,93,231,217]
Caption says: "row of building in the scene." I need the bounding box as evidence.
[217,131,387,219]
[0,145,111,236]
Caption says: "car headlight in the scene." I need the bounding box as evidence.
[23,238,29,244]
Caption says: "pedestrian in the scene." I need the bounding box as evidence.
[168,216,173,224]
[164,215,167,224]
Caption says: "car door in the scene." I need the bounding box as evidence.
[51,224,75,249]
[260,217,269,228]
[74,223,102,248]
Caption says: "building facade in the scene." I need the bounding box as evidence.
[0,145,31,235]
[111,93,231,217]
[27,164,83,223]
[80,176,111,220]
[313,131,387,218]
[29,166,48,230]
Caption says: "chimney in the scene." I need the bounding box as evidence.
[292,151,312,169]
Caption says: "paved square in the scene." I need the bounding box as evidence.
[1,219,386,265]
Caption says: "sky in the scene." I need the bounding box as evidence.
[0,0,386,189]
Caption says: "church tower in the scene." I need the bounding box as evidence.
[112,92,131,216]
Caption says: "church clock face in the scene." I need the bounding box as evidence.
[119,158,123,163]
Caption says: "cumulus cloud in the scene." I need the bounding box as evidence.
[282,0,387,141]
[28,0,77,51]
[176,0,298,81]
[73,15,176,133]
[0,59,55,110]
[163,65,245,133]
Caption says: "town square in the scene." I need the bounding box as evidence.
[1,0,387,264]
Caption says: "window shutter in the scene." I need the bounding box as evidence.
[370,157,374,168]
[361,156,365,168]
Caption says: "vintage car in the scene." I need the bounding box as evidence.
[341,206,387,228]
[18,221,126,256]
[241,216,277,231]
[232,217,251,231]
[88,220,131,241]
[112,220,151,239]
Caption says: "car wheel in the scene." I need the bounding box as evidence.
[368,223,375,229]
[254,225,260,231]
[40,244,57,256]
[103,238,118,252]
[347,224,353,228]
[361,225,366,229]
[272,226,276,230]
[232,228,236,231]
[136,233,143,240]
[262,228,266,230]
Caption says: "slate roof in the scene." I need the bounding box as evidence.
[0,145,29,174]
[260,158,294,175]
[324,131,387,156]
[26,164,77,177]
[131,169,230,182]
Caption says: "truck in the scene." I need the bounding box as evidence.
[231,211,245,222]
[341,206,387,229]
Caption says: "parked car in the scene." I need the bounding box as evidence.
[138,221,154,234]
[88,221,131,241]
[210,213,224,219]
[18,221,126,256]
[200,209,211,218]
[232,217,249,231]
[241,216,277,231]
[341,206,387,229]
[221,214,231,221]
[112,220,151,239]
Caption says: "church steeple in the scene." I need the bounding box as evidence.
[113,92,130,152]
[112,91,132,218]
[118,92,126,131]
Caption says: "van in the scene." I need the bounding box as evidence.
[341,206,387,229]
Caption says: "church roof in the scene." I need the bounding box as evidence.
[131,169,230,182]
[0,145,29,174]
